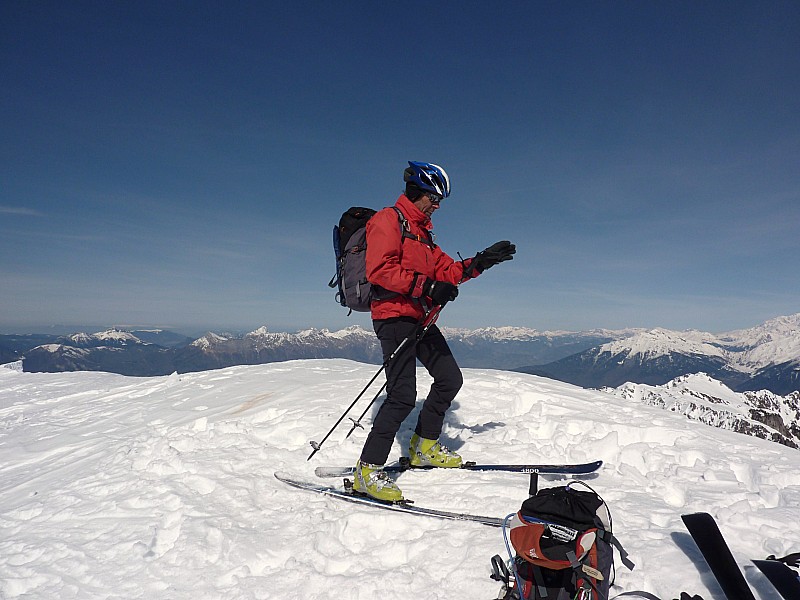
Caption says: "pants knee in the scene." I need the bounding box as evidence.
[434,368,462,398]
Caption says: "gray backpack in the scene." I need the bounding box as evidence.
[328,206,412,314]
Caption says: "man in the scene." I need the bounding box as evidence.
[353,161,516,502]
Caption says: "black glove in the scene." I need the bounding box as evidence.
[423,278,459,306]
[471,240,516,274]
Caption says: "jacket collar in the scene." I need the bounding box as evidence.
[395,194,432,229]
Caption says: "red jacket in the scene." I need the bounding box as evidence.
[366,194,475,321]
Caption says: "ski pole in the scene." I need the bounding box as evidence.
[343,379,388,439]
[330,257,498,451]
[306,307,440,461]
[343,305,443,438]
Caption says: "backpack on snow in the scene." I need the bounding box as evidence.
[493,482,634,600]
[328,206,431,314]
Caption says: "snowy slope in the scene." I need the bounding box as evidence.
[1,360,798,600]
[609,373,800,448]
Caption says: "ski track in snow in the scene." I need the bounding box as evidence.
[0,359,798,599]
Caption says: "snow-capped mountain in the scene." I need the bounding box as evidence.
[190,331,233,350]
[23,339,174,375]
[176,326,382,372]
[60,328,148,348]
[20,329,180,375]
[606,373,800,450]
[11,314,800,394]
[181,325,636,374]
[520,313,800,394]
[720,313,800,370]
[13,325,628,376]
[440,326,636,368]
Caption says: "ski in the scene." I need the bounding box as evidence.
[314,459,602,478]
[752,559,800,600]
[275,472,504,527]
[680,512,756,600]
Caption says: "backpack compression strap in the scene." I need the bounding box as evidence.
[597,530,635,571]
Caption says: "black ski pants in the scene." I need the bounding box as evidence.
[359,317,463,466]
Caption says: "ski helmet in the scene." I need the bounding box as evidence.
[404,161,451,199]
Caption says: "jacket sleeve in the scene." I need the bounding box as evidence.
[366,209,427,297]
[431,247,478,285]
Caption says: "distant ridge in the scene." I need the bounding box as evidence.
[4,314,800,395]
[6,325,631,376]
[517,313,800,395]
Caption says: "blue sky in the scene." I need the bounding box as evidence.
[2,1,798,335]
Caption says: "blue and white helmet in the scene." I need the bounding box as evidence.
[404,161,451,198]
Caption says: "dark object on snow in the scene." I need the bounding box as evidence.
[498,482,633,600]
[752,557,800,600]
[681,512,756,600]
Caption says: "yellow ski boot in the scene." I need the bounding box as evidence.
[409,433,463,468]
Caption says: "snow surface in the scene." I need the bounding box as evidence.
[1,359,798,599]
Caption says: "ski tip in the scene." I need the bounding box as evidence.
[274,471,292,483]
[681,512,715,526]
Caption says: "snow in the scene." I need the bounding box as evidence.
[1,359,797,599]
[607,374,800,449]
[326,325,373,340]
[92,329,142,343]
[722,314,800,370]
[37,344,65,353]
[599,328,727,362]
[67,332,94,345]
[441,326,546,341]
[246,326,270,337]
[596,314,800,374]
[440,326,643,343]
[191,332,231,349]
[614,373,747,414]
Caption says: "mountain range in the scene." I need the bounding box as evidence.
[4,314,799,396]
[3,325,633,377]
[518,314,800,395]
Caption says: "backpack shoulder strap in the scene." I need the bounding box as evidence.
[391,206,435,248]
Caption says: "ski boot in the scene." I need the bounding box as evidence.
[409,433,463,468]
[352,460,403,502]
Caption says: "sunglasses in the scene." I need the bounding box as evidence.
[427,194,443,205]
